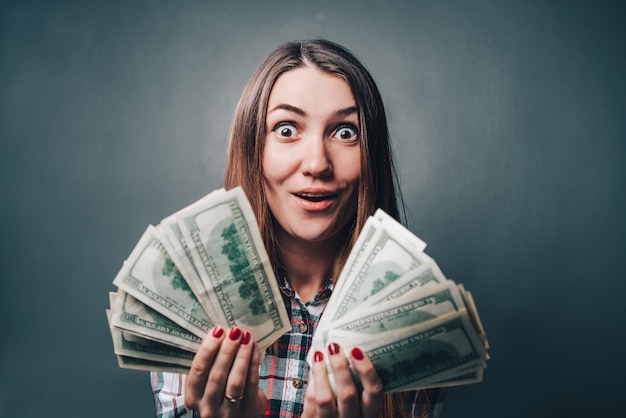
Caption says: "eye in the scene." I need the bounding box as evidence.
[333,124,358,142]
[272,122,299,140]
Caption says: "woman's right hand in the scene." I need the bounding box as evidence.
[185,326,266,418]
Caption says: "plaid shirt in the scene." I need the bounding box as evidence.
[151,277,446,418]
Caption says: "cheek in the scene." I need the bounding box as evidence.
[341,164,360,207]
[344,153,361,184]
[351,161,361,179]
[261,161,283,188]
[261,146,279,183]
[261,141,292,182]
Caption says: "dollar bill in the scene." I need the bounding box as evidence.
[312,278,461,362]
[360,258,446,307]
[394,366,484,391]
[314,215,432,358]
[112,225,214,338]
[115,353,191,374]
[328,211,426,300]
[325,314,486,392]
[373,209,426,253]
[328,281,466,336]
[458,285,489,350]
[107,310,194,368]
[173,187,289,350]
[157,213,222,323]
[109,291,202,352]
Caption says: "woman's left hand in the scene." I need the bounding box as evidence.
[302,343,384,418]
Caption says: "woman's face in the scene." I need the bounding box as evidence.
[262,66,361,245]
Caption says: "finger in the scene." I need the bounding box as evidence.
[243,338,261,402]
[203,327,245,406]
[349,347,384,418]
[242,340,266,414]
[326,343,359,418]
[185,326,226,409]
[224,331,253,402]
[310,349,337,418]
[301,373,316,418]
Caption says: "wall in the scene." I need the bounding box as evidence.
[1,1,624,417]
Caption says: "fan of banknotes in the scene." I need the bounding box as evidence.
[309,209,489,391]
[106,186,489,391]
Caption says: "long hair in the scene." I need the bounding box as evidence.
[223,38,418,418]
[224,38,402,277]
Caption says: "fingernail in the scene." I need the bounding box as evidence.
[314,351,324,362]
[212,326,224,338]
[242,331,251,345]
[351,347,364,361]
[328,343,340,356]
[229,327,242,340]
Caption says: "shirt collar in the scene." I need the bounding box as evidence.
[277,274,334,305]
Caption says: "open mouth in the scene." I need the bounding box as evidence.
[294,193,335,202]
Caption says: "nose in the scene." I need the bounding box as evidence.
[300,135,332,178]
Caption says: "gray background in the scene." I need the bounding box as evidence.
[1,0,624,417]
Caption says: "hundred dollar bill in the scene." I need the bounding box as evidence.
[112,225,214,338]
[325,313,486,393]
[109,291,202,352]
[394,366,484,391]
[157,212,223,323]
[311,278,460,360]
[115,353,191,374]
[329,211,425,300]
[174,187,289,350]
[328,281,466,336]
[457,285,489,350]
[316,215,432,338]
[373,209,426,254]
[107,310,194,367]
[360,258,446,307]
[326,217,378,300]
[407,355,486,388]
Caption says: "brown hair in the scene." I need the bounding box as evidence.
[223,38,421,417]
[224,38,402,277]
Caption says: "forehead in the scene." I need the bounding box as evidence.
[267,67,356,113]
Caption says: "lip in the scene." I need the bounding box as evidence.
[292,188,338,211]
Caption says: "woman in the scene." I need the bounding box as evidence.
[151,38,446,418]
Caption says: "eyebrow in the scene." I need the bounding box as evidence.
[268,104,358,118]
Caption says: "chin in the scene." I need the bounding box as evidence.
[292,221,352,244]
[291,230,335,243]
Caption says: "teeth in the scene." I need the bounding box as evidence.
[299,193,329,198]
[297,193,333,202]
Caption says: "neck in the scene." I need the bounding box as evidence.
[276,231,343,303]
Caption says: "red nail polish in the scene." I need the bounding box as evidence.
[351,347,364,361]
[314,351,324,362]
[212,326,224,338]
[242,331,251,345]
[328,343,340,356]
[229,327,242,340]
